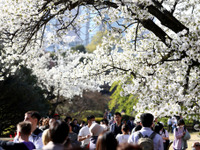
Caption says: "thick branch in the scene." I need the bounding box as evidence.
[140,19,171,47]
[146,0,189,33]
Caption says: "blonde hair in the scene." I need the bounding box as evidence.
[42,129,51,145]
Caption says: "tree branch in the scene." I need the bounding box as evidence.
[147,0,189,33]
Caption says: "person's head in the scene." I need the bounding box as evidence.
[96,131,118,150]
[73,119,78,125]
[90,122,104,136]
[154,122,164,134]
[135,124,142,132]
[49,118,56,127]
[102,119,109,126]
[17,121,32,137]
[53,114,60,120]
[39,118,44,126]
[49,121,69,144]
[178,119,185,127]
[117,143,142,150]
[80,121,86,127]
[65,116,72,123]
[87,115,95,126]
[43,118,49,126]
[114,112,122,124]
[42,129,51,145]
[90,115,95,121]
[140,113,154,127]
[121,124,129,134]
[69,123,74,132]
[24,111,41,130]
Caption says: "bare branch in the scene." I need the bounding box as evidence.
[171,0,179,14]
[135,21,140,51]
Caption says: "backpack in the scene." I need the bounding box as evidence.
[138,132,157,150]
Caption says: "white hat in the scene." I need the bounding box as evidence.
[89,122,104,136]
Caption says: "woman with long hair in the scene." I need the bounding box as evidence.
[172,119,190,150]
[96,131,118,150]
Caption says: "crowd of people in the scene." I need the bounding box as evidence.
[0,110,198,150]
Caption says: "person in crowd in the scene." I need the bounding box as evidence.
[171,116,177,133]
[134,124,142,132]
[127,117,135,133]
[117,143,142,150]
[152,117,159,130]
[53,114,60,121]
[79,121,86,129]
[103,109,108,120]
[43,121,69,150]
[0,121,35,150]
[128,113,164,150]
[68,123,81,148]
[42,129,51,146]
[167,117,172,133]
[96,131,118,150]
[192,142,200,150]
[0,139,30,149]
[116,124,130,144]
[39,117,44,128]
[14,111,43,149]
[109,116,115,126]
[100,119,110,131]
[132,119,142,133]
[65,116,72,124]
[49,118,56,126]
[107,110,112,121]
[172,118,190,150]
[110,112,123,137]
[16,121,36,150]
[89,120,104,150]
[72,119,80,134]
[39,118,49,131]
[78,116,93,148]
[154,122,169,150]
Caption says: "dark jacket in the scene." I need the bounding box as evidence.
[0,140,29,150]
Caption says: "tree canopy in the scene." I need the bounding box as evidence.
[0,0,199,120]
[0,66,49,135]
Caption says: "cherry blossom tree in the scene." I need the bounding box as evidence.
[0,0,199,119]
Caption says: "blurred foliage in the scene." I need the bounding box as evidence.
[0,66,49,136]
[108,80,138,116]
[86,30,108,53]
[56,90,110,121]
[71,45,86,53]
[82,117,104,124]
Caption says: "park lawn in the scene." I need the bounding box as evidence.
[169,132,200,150]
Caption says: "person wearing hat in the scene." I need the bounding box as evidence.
[89,121,104,150]
[53,114,60,121]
